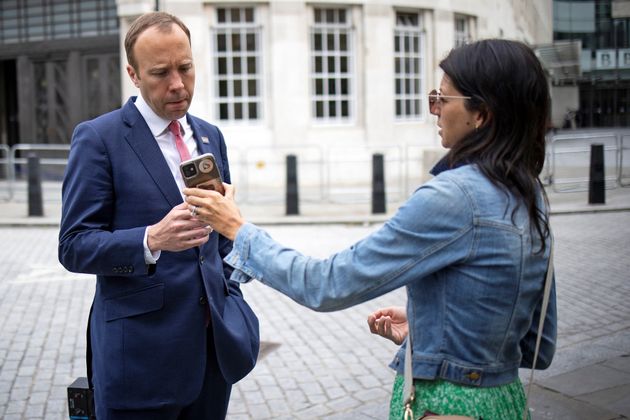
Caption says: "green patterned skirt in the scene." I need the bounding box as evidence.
[388,375,530,420]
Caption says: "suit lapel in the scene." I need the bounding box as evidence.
[188,116,223,171]
[188,116,210,155]
[121,99,183,208]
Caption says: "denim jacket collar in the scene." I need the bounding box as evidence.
[430,155,469,177]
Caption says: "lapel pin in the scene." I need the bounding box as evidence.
[201,136,209,144]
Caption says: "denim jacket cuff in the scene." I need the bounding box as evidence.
[225,222,259,283]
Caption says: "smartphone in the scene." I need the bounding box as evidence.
[179,153,225,195]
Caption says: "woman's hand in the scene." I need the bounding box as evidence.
[367,306,409,345]
[183,183,245,241]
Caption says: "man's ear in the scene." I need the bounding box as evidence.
[126,64,140,88]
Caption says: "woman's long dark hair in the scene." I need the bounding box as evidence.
[440,39,550,251]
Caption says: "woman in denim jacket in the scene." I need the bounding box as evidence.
[184,39,556,419]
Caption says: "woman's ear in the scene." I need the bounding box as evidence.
[475,108,492,129]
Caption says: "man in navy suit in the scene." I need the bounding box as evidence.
[58,12,259,419]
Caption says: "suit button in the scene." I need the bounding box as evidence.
[200,256,205,265]
[199,296,207,305]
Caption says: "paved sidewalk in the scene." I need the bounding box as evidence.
[0,185,629,419]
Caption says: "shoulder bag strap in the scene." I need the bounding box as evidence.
[522,232,554,420]
[403,330,415,420]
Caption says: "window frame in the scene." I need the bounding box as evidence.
[211,6,264,124]
[309,6,356,124]
[454,14,473,47]
[394,11,425,121]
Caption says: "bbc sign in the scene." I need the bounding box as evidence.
[596,49,630,69]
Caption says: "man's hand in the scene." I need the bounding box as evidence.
[147,202,211,252]
[367,306,409,345]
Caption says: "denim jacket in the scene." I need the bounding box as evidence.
[225,163,557,387]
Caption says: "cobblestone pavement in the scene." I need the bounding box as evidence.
[0,211,629,419]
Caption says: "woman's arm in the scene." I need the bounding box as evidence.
[184,177,472,312]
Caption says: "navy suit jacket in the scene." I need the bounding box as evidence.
[58,98,259,409]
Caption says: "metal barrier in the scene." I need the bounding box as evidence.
[0,144,10,201]
[549,133,620,193]
[325,144,405,203]
[8,144,71,201]
[541,133,553,186]
[621,135,630,187]
[238,145,325,204]
[223,144,414,206]
[4,135,627,205]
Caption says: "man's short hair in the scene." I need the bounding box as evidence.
[124,12,191,71]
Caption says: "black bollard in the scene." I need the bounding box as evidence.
[588,144,605,205]
[286,154,299,215]
[372,153,386,214]
[27,153,44,217]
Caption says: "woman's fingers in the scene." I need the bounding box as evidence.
[367,315,376,333]
[376,316,391,338]
[223,182,235,200]
[368,315,387,336]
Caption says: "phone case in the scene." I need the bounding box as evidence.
[179,153,225,195]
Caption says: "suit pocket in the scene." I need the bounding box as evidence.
[212,292,260,384]
[104,283,164,322]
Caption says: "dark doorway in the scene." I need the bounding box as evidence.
[580,81,630,127]
[0,60,19,148]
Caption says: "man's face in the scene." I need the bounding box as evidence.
[126,24,195,120]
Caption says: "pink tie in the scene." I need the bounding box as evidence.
[170,120,210,326]
[169,121,191,161]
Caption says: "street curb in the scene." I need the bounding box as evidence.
[549,205,630,215]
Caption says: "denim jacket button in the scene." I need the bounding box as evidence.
[466,372,480,381]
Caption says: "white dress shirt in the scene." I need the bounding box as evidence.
[134,95,199,194]
[133,95,199,264]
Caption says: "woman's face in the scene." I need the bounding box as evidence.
[432,76,481,149]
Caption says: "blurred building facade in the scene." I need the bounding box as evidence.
[1,0,552,152]
[550,0,630,128]
[0,0,120,147]
[118,0,552,152]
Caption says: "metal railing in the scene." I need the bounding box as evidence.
[5,144,71,201]
[323,144,406,203]
[0,144,10,201]
[549,132,621,193]
[1,135,629,204]
[621,135,630,187]
[238,145,326,204]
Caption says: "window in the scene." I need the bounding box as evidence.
[311,7,354,122]
[394,12,424,119]
[213,7,262,122]
[454,15,471,47]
